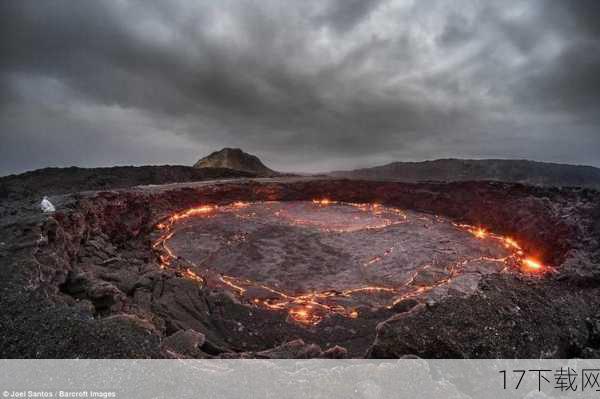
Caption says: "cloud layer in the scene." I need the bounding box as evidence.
[1,0,599,174]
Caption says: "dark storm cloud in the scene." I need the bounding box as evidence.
[509,1,600,115]
[314,0,383,33]
[1,0,600,175]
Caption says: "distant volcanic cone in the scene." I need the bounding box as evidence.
[193,148,277,176]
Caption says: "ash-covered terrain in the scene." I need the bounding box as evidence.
[1,166,600,359]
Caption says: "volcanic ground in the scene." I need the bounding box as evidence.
[1,170,600,358]
[156,200,528,326]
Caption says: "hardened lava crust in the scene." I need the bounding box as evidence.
[1,173,600,358]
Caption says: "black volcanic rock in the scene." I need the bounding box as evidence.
[0,165,255,200]
[1,174,600,359]
[194,148,276,176]
[331,159,600,188]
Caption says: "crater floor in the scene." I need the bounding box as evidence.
[158,201,522,324]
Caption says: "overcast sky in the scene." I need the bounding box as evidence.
[1,0,599,175]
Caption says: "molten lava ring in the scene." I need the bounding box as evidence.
[152,200,549,326]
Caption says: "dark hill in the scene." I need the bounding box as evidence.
[194,148,277,176]
[330,159,600,188]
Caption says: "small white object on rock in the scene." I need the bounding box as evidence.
[40,196,56,213]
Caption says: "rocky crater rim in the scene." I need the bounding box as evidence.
[24,178,599,357]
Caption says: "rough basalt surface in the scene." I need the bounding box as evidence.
[1,175,599,358]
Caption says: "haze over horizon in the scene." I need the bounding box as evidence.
[2,1,600,175]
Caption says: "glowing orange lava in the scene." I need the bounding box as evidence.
[453,222,547,274]
[183,268,204,283]
[522,258,544,272]
[172,205,216,221]
[312,198,335,205]
[503,237,521,250]
[288,306,324,325]
[474,228,487,239]
[153,200,552,326]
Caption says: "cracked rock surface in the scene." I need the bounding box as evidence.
[1,170,599,358]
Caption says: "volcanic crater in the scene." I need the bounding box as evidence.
[154,200,539,326]
[2,175,600,359]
